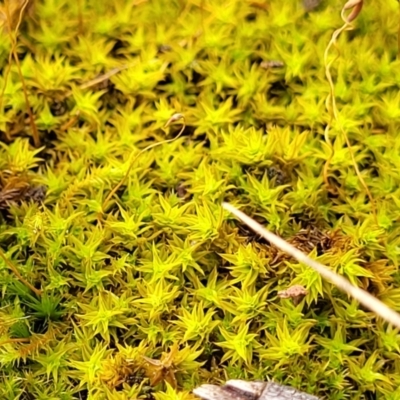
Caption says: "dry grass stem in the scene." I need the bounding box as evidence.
[100,114,186,214]
[323,0,376,222]
[222,202,400,330]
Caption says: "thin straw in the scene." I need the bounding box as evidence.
[222,202,400,329]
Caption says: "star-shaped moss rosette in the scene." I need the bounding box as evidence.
[0,0,400,399]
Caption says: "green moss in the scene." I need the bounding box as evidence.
[0,0,400,398]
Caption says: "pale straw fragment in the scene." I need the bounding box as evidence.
[222,202,400,329]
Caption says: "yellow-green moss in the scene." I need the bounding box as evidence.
[1,0,400,399]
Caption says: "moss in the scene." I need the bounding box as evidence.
[0,0,400,399]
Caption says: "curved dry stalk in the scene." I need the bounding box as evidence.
[323,0,376,222]
[0,0,29,108]
[100,114,186,214]
[3,0,40,147]
[222,202,400,330]
[398,2,400,58]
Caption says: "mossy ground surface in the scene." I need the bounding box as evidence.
[1,0,400,399]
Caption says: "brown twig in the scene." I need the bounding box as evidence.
[398,1,400,59]
[0,337,30,347]
[0,0,26,111]
[222,202,400,330]
[63,64,135,98]
[0,248,42,296]
[76,0,84,34]
[4,0,40,147]
[59,111,80,131]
